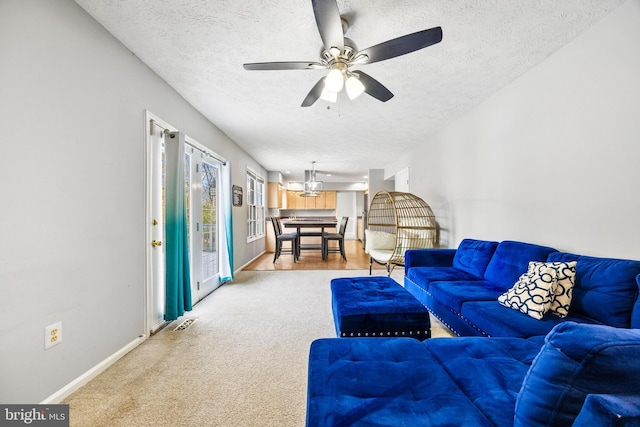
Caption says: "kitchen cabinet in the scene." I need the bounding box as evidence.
[305,194,318,209]
[287,190,305,209]
[265,219,275,252]
[285,190,295,209]
[268,182,283,209]
[324,191,336,209]
[285,190,337,210]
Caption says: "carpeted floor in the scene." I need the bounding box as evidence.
[63,269,453,426]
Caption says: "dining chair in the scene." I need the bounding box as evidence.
[272,217,298,262]
[322,216,348,261]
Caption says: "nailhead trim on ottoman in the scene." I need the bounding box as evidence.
[331,276,431,341]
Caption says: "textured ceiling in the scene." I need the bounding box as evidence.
[74,0,624,183]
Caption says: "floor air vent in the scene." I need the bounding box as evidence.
[174,318,197,331]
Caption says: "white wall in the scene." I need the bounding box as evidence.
[0,0,265,403]
[367,169,394,199]
[387,0,640,259]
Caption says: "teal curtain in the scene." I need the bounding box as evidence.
[219,162,234,281]
[164,130,192,321]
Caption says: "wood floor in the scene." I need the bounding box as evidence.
[244,239,391,271]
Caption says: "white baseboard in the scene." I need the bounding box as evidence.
[235,251,266,274]
[40,335,147,404]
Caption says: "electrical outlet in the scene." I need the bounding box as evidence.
[45,322,62,350]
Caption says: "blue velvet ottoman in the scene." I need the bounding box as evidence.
[331,276,431,340]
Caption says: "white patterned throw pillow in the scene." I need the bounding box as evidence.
[498,262,558,320]
[536,261,577,318]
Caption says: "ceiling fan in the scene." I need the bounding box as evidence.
[243,0,443,107]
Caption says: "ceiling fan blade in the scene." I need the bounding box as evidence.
[352,71,394,102]
[312,0,344,53]
[243,61,325,71]
[356,27,442,65]
[301,77,326,107]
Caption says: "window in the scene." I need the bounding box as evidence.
[246,169,265,241]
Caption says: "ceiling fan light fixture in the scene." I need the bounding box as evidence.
[243,0,442,107]
[325,68,344,92]
[320,87,338,103]
[346,75,365,100]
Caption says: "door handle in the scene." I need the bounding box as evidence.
[151,240,162,247]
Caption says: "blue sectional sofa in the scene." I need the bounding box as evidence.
[403,238,640,337]
[306,239,640,426]
[307,322,640,426]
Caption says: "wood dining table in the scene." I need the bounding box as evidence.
[281,218,338,254]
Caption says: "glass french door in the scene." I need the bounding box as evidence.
[148,115,221,333]
[185,145,221,302]
[149,123,166,333]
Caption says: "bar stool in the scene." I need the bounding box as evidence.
[271,217,298,262]
[322,216,348,261]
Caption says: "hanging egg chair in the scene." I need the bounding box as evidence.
[365,191,439,275]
